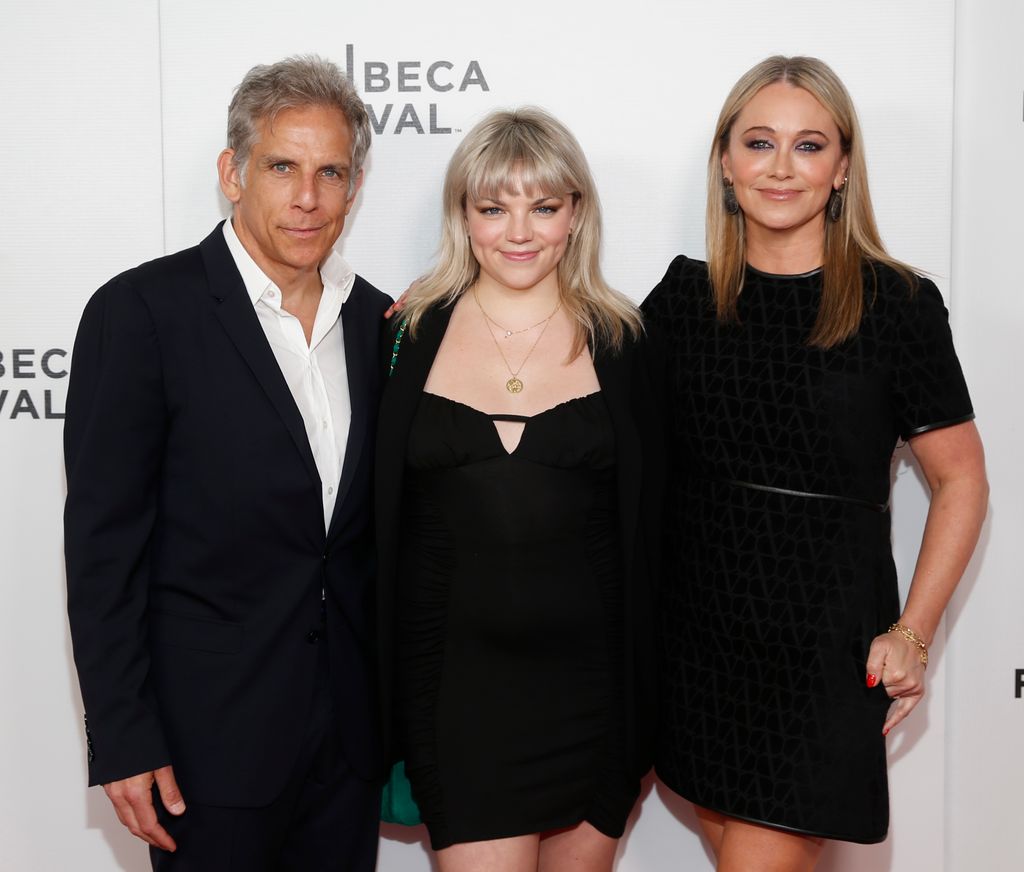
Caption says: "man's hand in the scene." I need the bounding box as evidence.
[103,765,185,851]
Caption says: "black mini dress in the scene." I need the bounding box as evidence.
[641,257,974,843]
[395,391,637,849]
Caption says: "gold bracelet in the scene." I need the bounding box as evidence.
[888,623,929,666]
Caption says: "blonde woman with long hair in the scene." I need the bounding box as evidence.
[641,56,987,871]
[376,107,663,872]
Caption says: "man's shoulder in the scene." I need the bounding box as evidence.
[350,274,393,318]
[102,228,222,296]
[116,246,203,288]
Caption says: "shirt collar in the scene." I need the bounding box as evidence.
[222,218,355,308]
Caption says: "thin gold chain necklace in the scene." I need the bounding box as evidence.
[478,306,556,339]
[473,288,560,394]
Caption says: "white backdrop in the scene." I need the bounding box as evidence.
[0,0,1017,869]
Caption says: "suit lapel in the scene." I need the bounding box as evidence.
[326,279,373,541]
[200,225,321,492]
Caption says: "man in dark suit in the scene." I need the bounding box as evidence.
[64,55,390,871]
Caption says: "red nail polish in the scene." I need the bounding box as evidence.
[883,727,889,736]
[866,674,877,688]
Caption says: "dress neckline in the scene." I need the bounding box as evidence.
[745,264,823,280]
[422,391,602,421]
[422,391,604,456]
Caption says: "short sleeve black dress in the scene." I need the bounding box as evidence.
[640,257,974,843]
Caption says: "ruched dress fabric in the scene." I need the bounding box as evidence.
[641,257,974,843]
[396,391,636,850]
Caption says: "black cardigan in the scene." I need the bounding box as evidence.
[374,303,665,777]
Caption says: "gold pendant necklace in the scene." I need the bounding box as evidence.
[473,289,559,393]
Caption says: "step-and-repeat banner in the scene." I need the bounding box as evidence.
[2,1,1019,869]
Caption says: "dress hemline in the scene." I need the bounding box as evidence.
[427,808,626,851]
[654,767,889,846]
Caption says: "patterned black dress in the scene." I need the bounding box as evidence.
[641,257,974,842]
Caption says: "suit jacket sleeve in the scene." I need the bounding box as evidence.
[64,275,171,786]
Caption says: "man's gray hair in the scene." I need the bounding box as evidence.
[227,54,370,193]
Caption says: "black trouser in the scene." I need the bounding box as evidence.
[151,645,380,872]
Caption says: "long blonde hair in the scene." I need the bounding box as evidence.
[707,56,916,347]
[401,106,641,357]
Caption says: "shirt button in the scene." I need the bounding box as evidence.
[327,486,334,495]
[322,419,328,429]
[306,629,320,644]
[266,289,276,298]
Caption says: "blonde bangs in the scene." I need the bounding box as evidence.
[463,128,579,204]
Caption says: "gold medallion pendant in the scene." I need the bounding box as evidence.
[474,287,560,397]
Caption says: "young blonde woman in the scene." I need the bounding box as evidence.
[376,107,663,872]
[641,56,987,871]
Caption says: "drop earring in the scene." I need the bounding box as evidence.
[827,177,848,222]
[723,179,740,215]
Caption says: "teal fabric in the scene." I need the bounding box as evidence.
[380,760,421,826]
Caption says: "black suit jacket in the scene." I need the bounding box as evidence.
[64,223,391,806]
[374,304,664,775]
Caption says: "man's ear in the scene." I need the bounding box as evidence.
[217,149,242,205]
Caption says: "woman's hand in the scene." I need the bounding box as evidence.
[865,629,927,735]
[384,280,419,319]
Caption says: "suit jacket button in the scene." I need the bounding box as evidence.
[306,629,320,643]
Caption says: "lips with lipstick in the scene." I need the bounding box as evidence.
[756,188,804,201]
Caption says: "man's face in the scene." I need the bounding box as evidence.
[218,104,362,289]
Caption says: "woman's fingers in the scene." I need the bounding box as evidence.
[866,631,926,733]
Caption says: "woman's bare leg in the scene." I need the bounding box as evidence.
[437,834,540,872]
[538,821,618,872]
[712,813,824,872]
[694,804,727,856]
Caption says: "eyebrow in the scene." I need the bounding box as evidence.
[476,194,564,206]
[741,125,830,139]
[260,155,294,167]
[259,155,351,172]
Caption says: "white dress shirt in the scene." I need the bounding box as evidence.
[222,219,354,532]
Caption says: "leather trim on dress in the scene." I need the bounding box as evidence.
[707,476,889,513]
[654,768,889,845]
[744,265,824,280]
[903,411,976,439]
